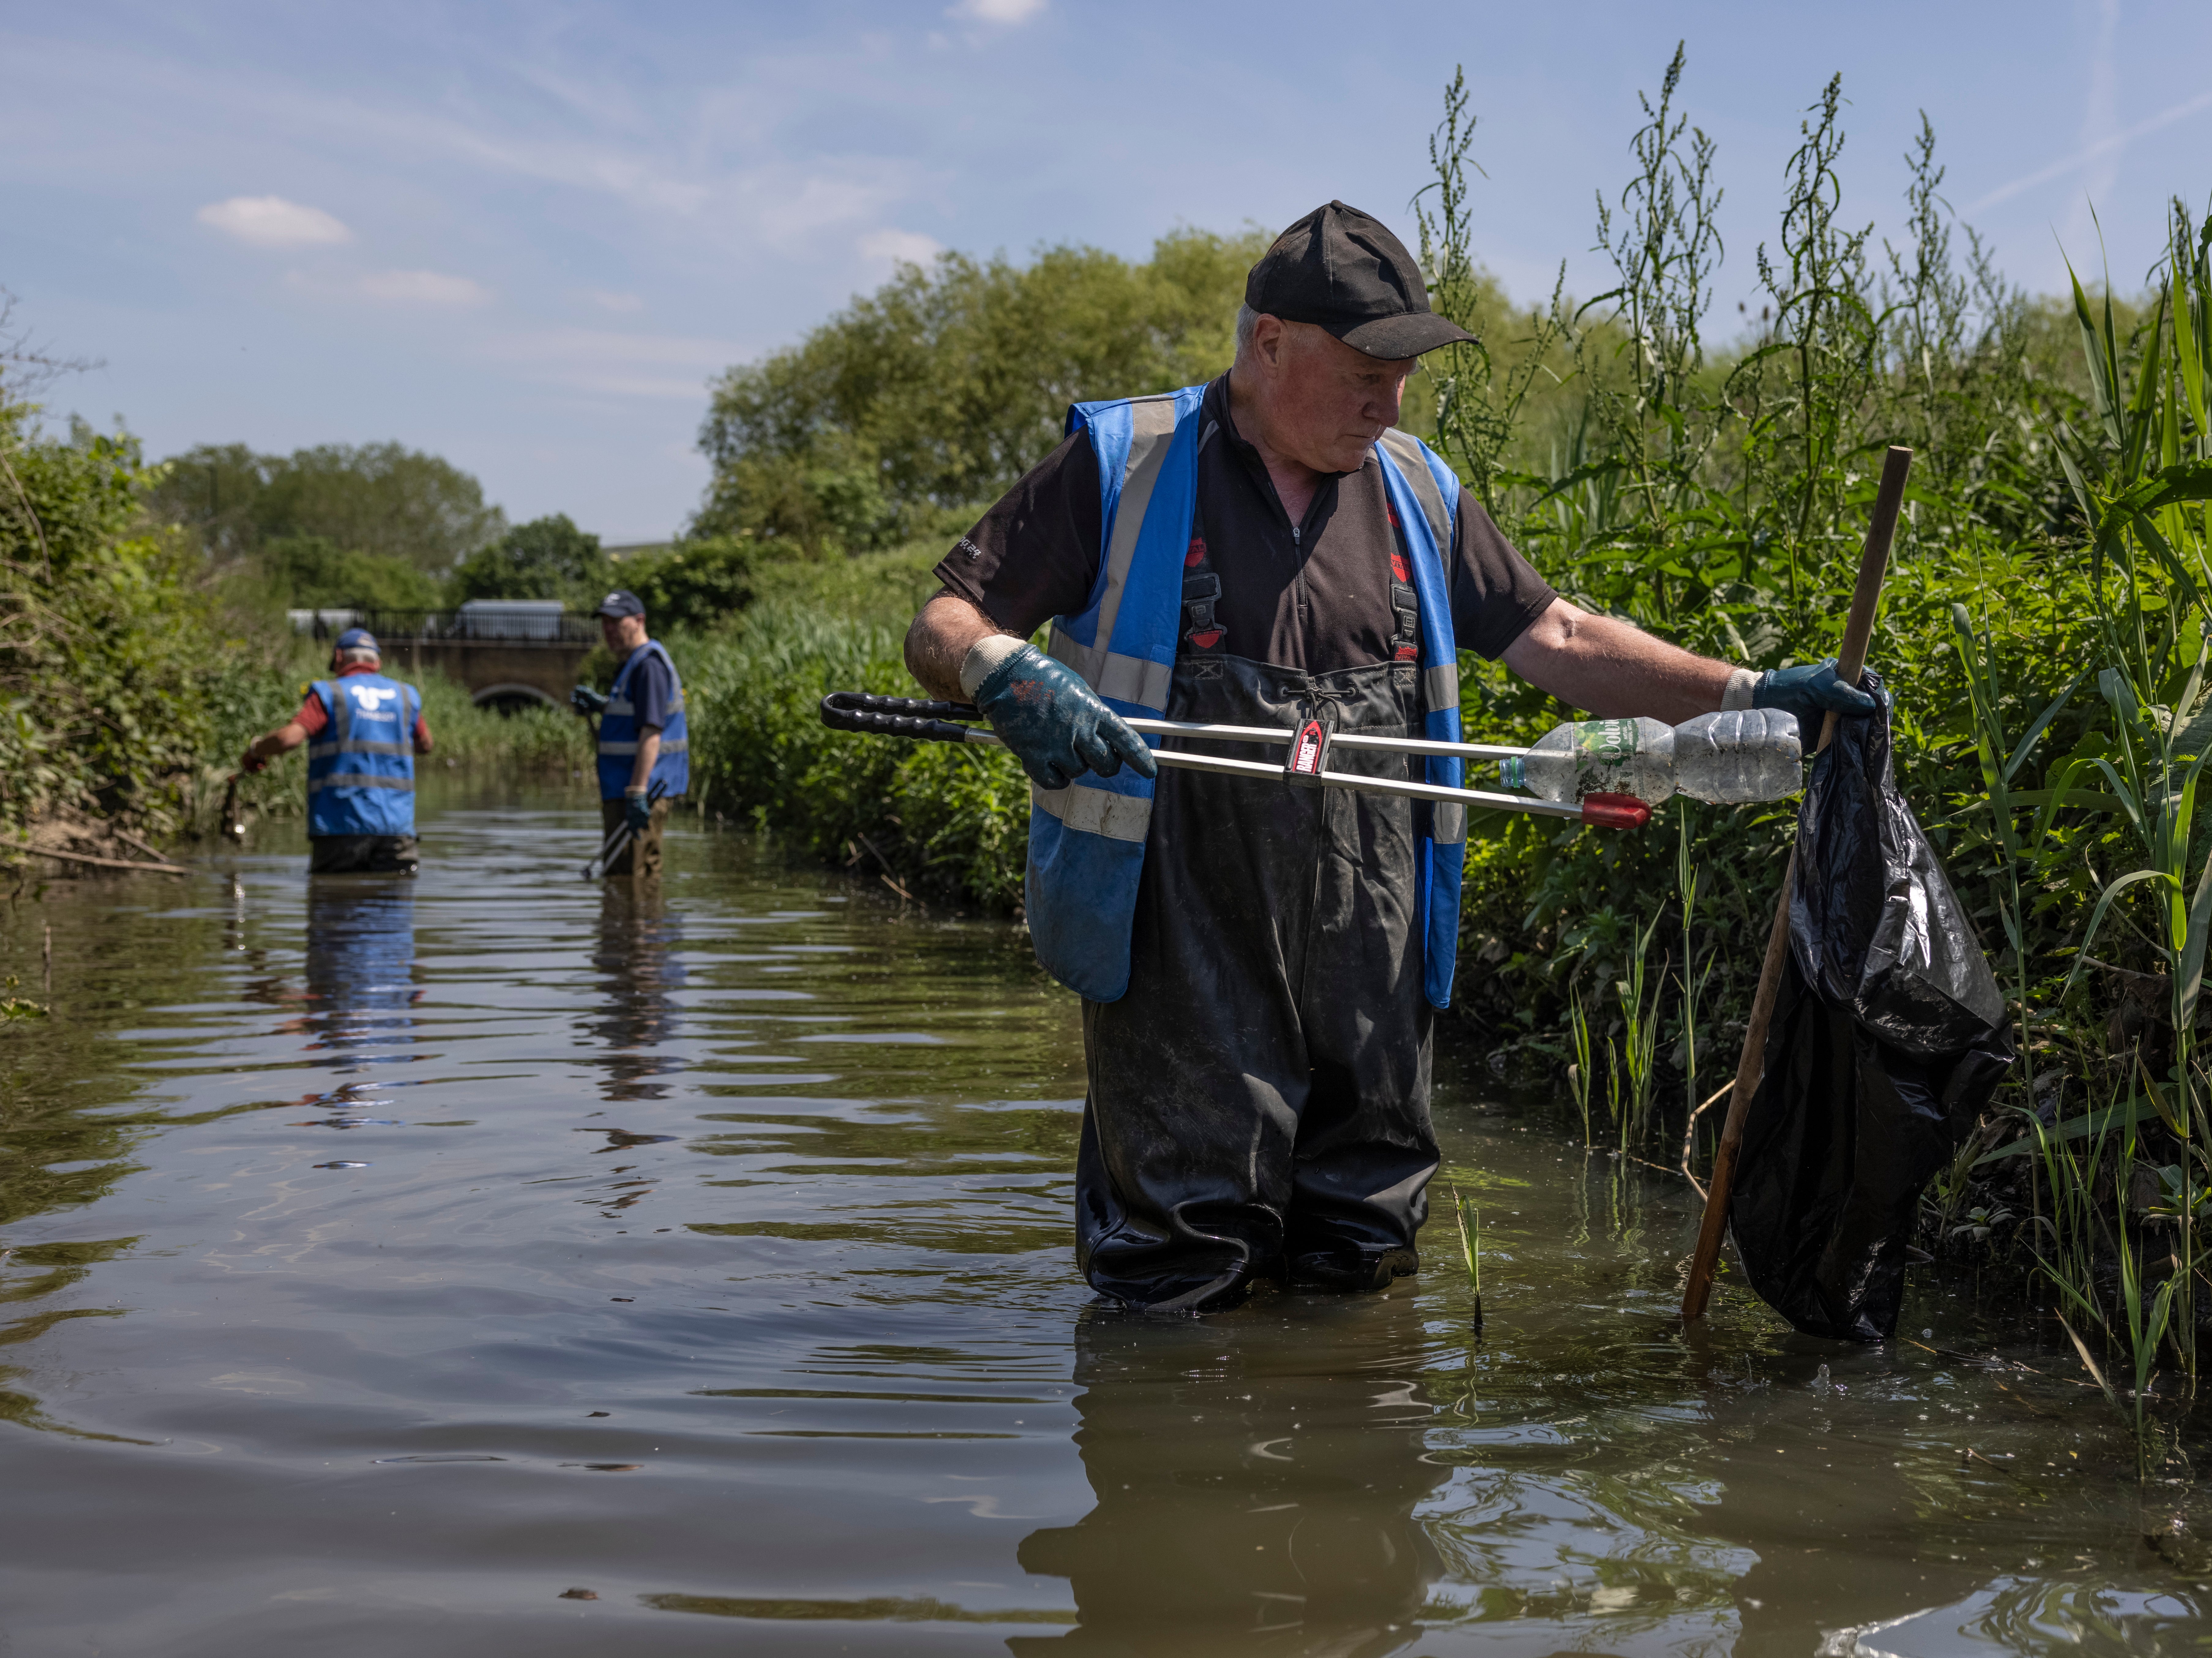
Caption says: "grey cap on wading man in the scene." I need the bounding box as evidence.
[1244,200,1476,359]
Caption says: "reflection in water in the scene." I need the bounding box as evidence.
[9,800,2212,1655]
[289,877,421,1071]
[589,879,686,1103]
[1016,1297,1444,1658]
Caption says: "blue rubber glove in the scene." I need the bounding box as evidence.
[1754,657,1879,746]
[624,792,653,833]
[973,645,1158,791]
[571,685,609,717]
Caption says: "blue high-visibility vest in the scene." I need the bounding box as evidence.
[1025,385,1468,1008]
[597,639,690,799]
[306,673,420,838]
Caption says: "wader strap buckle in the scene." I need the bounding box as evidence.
[1181,534,1226,653]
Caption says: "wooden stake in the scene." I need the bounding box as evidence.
[1680,445,1914,1320]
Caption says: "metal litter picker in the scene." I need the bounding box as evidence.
[819,693,1660,829]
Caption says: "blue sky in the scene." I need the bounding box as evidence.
[7,1,2210,543]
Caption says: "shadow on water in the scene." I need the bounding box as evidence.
[0,785,2210,1653]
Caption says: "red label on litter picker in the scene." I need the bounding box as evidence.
[1284,717,1330,787]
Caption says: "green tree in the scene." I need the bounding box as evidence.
[146,440,504,571]
[449,513,608,605]
[695,225,1271,552]
[260,535,444,609]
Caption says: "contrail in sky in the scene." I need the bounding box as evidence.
[1968,87,2212,214]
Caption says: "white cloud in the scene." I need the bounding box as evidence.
[858,228,943,267]
[582,289,645,313]
[948,0,1046,22]
[358,269,492,306]
[196,194,353,247]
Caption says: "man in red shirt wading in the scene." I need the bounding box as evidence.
[241,628,434,875]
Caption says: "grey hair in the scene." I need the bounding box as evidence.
[1233,302,1261,360]
[337,646,380,666]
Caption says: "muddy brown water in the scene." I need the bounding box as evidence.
[1,784,2206,1656]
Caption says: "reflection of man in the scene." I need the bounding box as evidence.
[1015,1304,1444,1656]
[590,881,685,1102]
[573,590,687,879]
[296,881,421,1070]
[241,628,433,875]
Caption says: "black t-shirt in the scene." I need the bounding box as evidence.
[622,647,673,731]
[933,375,1554,673]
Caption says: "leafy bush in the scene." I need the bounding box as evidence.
[625,537,758,633]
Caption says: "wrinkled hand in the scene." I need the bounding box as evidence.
[571,685,609,717]
[239,749,267,776]
[973,645,1157,792]
[1754,657,1879,747]
[624,792,653,833]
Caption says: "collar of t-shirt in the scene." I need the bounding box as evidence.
[1207,373,1366,543]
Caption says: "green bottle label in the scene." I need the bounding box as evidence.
[1570,720,1641,765]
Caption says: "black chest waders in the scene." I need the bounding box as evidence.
[1071,520,1439,1312]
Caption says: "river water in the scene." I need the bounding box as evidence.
[1,784,2207,1656]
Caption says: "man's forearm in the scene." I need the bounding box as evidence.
[246,722,308,765]
[906,591,1008,703]
[1501,600,1733,725]
[628,729,661,792]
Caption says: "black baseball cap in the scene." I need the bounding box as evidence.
[595,590,646,619]
[1244,201,1474,360]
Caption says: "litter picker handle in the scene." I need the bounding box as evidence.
[1580,793,1651,830]
[1681,444,1912,1321]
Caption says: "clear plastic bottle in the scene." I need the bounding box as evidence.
[1499,708,1800,805]
[1668,708,1803,804]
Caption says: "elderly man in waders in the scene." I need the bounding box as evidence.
[572,589,688,878]
[904,201,1875,1313]
[242,628,433,874]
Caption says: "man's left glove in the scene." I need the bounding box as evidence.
[624,791,653,833]
[571,686,609,717]
[962,638,1157,792]
[1747,657,1878,747]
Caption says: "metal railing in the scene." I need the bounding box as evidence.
[294,608,602,646]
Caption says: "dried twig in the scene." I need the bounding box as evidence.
[1680,1078,1732,1198]
[9,845,186,876]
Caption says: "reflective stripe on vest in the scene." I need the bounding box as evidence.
[596,639,691,797]
[305,674,419,838]
[1024,387,1467,1009]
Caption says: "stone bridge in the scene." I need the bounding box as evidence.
[297,604,597,712]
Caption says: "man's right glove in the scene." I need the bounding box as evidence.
[624,791,653,833]
[964,639,1157,792]
[571,685,609,717]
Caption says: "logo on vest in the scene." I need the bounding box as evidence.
[349,685,398,713]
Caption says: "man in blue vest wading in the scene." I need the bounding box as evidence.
[241,628,434,875]
[904,201,1874,1313]
[573,589,688,878]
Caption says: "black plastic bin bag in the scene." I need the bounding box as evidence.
[1728,671,2015,1341]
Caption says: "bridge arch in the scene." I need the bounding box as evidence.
[470,682,560,713]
